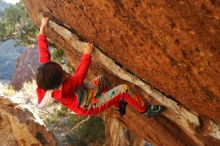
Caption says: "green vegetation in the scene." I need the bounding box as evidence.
[45,105,106,146]
[44,105,69,125]
[51,48,73,74]
[0,0,38,46]
[66,116,105,146]
[51,48,65,64]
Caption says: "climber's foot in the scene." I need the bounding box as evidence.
[144,105,165,117]
[117,100,128,116]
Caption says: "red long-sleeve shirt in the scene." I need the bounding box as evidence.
[36,34,92,115]
[38,34,51,64]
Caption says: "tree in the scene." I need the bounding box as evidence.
[0,0,38,45]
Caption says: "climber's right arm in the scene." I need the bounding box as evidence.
[69,43,94,88]
[38,17,51,64]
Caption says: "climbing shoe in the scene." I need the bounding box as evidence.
[117,100,128,116]
[144,105,164,117]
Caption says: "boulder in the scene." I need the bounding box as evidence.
[24,1,220,145]
[0,98,57,146]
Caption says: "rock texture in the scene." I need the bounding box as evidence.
[103,109,146,146]
[0,98,57,146]
[24,0,220,146]
[11,47,40,90]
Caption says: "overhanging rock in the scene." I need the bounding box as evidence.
[24,0,220,145]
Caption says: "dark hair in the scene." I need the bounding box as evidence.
[36,61,63,90]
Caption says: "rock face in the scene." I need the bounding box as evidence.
[103,109,146,146]
[24,0,220,146]
[11,47,40,90]
[0,98,57,146]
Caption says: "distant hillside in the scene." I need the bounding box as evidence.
[0,39,25,83]
[0,1,11,11]
[0,1,11,17]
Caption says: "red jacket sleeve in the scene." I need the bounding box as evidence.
[36,87,46,104]
[70,54,92,89]
[38,34,51,64]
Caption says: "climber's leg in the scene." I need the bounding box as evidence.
[95,84,165,116]
[76,83,146,116]
[76,77,164,116]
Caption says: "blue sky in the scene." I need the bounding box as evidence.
[4,0,20,4]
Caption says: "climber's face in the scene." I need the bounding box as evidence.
[36,61,63,90]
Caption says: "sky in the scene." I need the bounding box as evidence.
[3,0,20,4]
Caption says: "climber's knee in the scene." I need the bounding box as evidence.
[118,84,129,91]
[123,84,129,90]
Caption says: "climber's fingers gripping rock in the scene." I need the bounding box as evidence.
[84,42,94,55]
[41,17,49,28]
[39,17,49,35]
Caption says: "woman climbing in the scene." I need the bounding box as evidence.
[36,16,164,116]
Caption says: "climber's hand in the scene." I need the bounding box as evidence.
[41,17,49,28]
[84,42,94,55]
[39,17,49,34]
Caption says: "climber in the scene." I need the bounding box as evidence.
[35,16,164,117]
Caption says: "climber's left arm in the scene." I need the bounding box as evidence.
[39,17,48,35]
[38,17,51,64]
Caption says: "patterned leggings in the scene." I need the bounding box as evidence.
[76,75,147,116]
